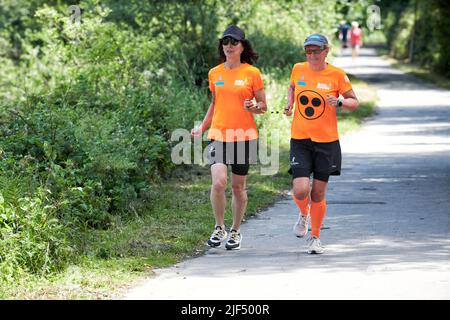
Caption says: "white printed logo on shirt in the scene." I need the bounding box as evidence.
[317,82,332,90]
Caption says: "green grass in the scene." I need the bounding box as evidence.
[1,71,378,300]
[1,153,292,299]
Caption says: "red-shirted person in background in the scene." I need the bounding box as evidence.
[350,21,363,61]
[284,34,359,254]
[191,25,267,250]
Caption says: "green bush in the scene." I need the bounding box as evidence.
[0,187,73,279]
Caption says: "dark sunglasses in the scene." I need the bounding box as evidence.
[305,48,326,55]
[222,37,240,46]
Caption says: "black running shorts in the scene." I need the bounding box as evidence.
[289,138,342,182]
[207,140,258,176]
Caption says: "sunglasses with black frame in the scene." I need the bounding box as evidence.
[221,36,240,46]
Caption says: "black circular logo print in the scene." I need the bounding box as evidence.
[296,90,326,120]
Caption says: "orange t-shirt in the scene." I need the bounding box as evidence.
[207,63,264,142]
[290,62,353,142]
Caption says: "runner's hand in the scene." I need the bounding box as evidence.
[244,99,263,113]
[326,94,339,107]
[190,125,202,137]
[284,104,293,116]
[244,99,255,110]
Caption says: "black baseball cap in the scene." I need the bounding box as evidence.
[221,25,245,41]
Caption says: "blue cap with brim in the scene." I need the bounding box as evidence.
[304,34,328,48]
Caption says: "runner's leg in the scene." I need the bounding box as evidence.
[230,173,247,231]
[210,163,228,227]
[292,177,310,216]
[310,178,328,237]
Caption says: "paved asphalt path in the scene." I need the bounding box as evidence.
[122,47,450,300]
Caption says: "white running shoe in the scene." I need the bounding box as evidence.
[307,236,324,254]
[293,214,309,238]
[225,229,242,250]
[207,226,227,247]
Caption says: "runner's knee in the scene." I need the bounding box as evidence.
[311,190,326,202]
[232,182,245,193]
[231,184,247,200]
[212,178,227,193]
[293,187,309,201]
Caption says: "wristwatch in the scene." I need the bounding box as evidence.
[337,98,343,108]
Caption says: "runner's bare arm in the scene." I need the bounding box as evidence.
[254,88,267,114]
[244,88,267,114]
[341,89,359,112]
[191,93,215,136]
[326,89,359,112]
[284,85,295,116]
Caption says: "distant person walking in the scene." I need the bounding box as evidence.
[191,25,267,250]
[338,21,350,53]
[350,21,363,61]
[284,34,359,254]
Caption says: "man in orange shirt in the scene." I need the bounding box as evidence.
[191,25,267,250]
[284,34,359,254]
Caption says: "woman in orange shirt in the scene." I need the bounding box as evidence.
[191,25,267,250]
[284,34,359,254]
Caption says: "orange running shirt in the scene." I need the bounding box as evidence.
[207,63,264,142]
[290,62,353,142]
